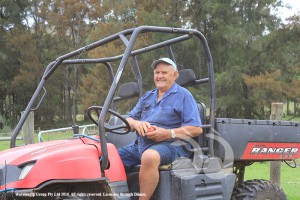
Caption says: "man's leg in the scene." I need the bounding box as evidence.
[118,142,141,170]
[138,142,191,199]
[139,149,160,200]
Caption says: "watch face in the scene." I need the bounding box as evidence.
[171,130,176,138]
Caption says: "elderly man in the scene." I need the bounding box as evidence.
[118,57,203,200]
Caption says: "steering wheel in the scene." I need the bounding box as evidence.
[87,106,130,135]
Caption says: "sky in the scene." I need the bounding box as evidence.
[278,0,300,21]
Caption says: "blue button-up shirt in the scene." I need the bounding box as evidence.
[128,83,202,153]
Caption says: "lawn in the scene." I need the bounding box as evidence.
[0,140,24,151]
[0,131,74,151]
[244,161,300,200]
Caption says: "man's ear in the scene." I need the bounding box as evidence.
[174,70,179,78]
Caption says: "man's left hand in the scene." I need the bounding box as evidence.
[145,125,170,142]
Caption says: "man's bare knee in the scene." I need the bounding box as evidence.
[141,149,160,167]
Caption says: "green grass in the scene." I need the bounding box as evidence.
[0,140,24,151]
[0,132,74,151]
[245,161,300,200]
[282,114,300,122]
[38,131,74,142]
[0,141,10,151]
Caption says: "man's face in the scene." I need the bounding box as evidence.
[153,62,178,92]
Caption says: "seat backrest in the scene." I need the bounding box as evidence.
[176,69,207,148]
[107,82,140,147]
[114,82,140,101]
[175,69,196,87]
[195,102,207,148]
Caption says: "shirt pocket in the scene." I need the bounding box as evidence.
[153,106,179,126]
[141,102,151,119]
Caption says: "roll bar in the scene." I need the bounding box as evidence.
[10,26,215,176]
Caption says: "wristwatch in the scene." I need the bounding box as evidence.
[170,129,176,139]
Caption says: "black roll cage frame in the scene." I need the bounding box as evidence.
[10,26,216,175]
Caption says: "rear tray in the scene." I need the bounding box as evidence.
[214,118,300,161]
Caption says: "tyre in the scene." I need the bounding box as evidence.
[231,179,287,200]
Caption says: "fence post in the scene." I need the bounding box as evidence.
[21,111,34,144]
[270,103,283,185]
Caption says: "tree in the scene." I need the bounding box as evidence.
[243,70,285,117]
[185,0,284,118]
[0,0,32,125]
[39,0,111,124]
[243,14,300,117]
[79,0,183,114]
[2,0,299,130]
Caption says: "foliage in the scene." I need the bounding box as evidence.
[243,70,285,118]
[242,15,300,117]
[0,0,300,130]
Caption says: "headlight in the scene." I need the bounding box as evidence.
[19,162,35,180]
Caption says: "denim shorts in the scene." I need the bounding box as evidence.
[118,140,192,170]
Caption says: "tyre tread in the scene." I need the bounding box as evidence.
[231,179,287,200]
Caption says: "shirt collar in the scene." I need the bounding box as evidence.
[166,83,178,94]
[151,83,178,100]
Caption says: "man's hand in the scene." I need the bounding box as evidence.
[126,118,152,137]
[145,125,169,142]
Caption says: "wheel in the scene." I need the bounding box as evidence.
[87,106,130,135]
[231,179,287,200]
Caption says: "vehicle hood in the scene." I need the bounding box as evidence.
[0,139,92,165]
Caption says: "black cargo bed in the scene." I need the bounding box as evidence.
[214,118,300,161]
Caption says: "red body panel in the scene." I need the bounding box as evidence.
[105,143,127,182]
[241,142,300,160]
[0,138,126,190]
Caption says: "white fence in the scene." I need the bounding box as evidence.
[38,124,97,142]
[0,136,23,141]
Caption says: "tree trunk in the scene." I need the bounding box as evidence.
[71,23,81,125]
[72,64,79,124]
[287,99,289,115]
[64,66,72,121]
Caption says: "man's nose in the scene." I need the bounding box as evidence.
[157,73,163,78]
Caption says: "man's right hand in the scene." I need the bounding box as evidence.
[126,117,153,137]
